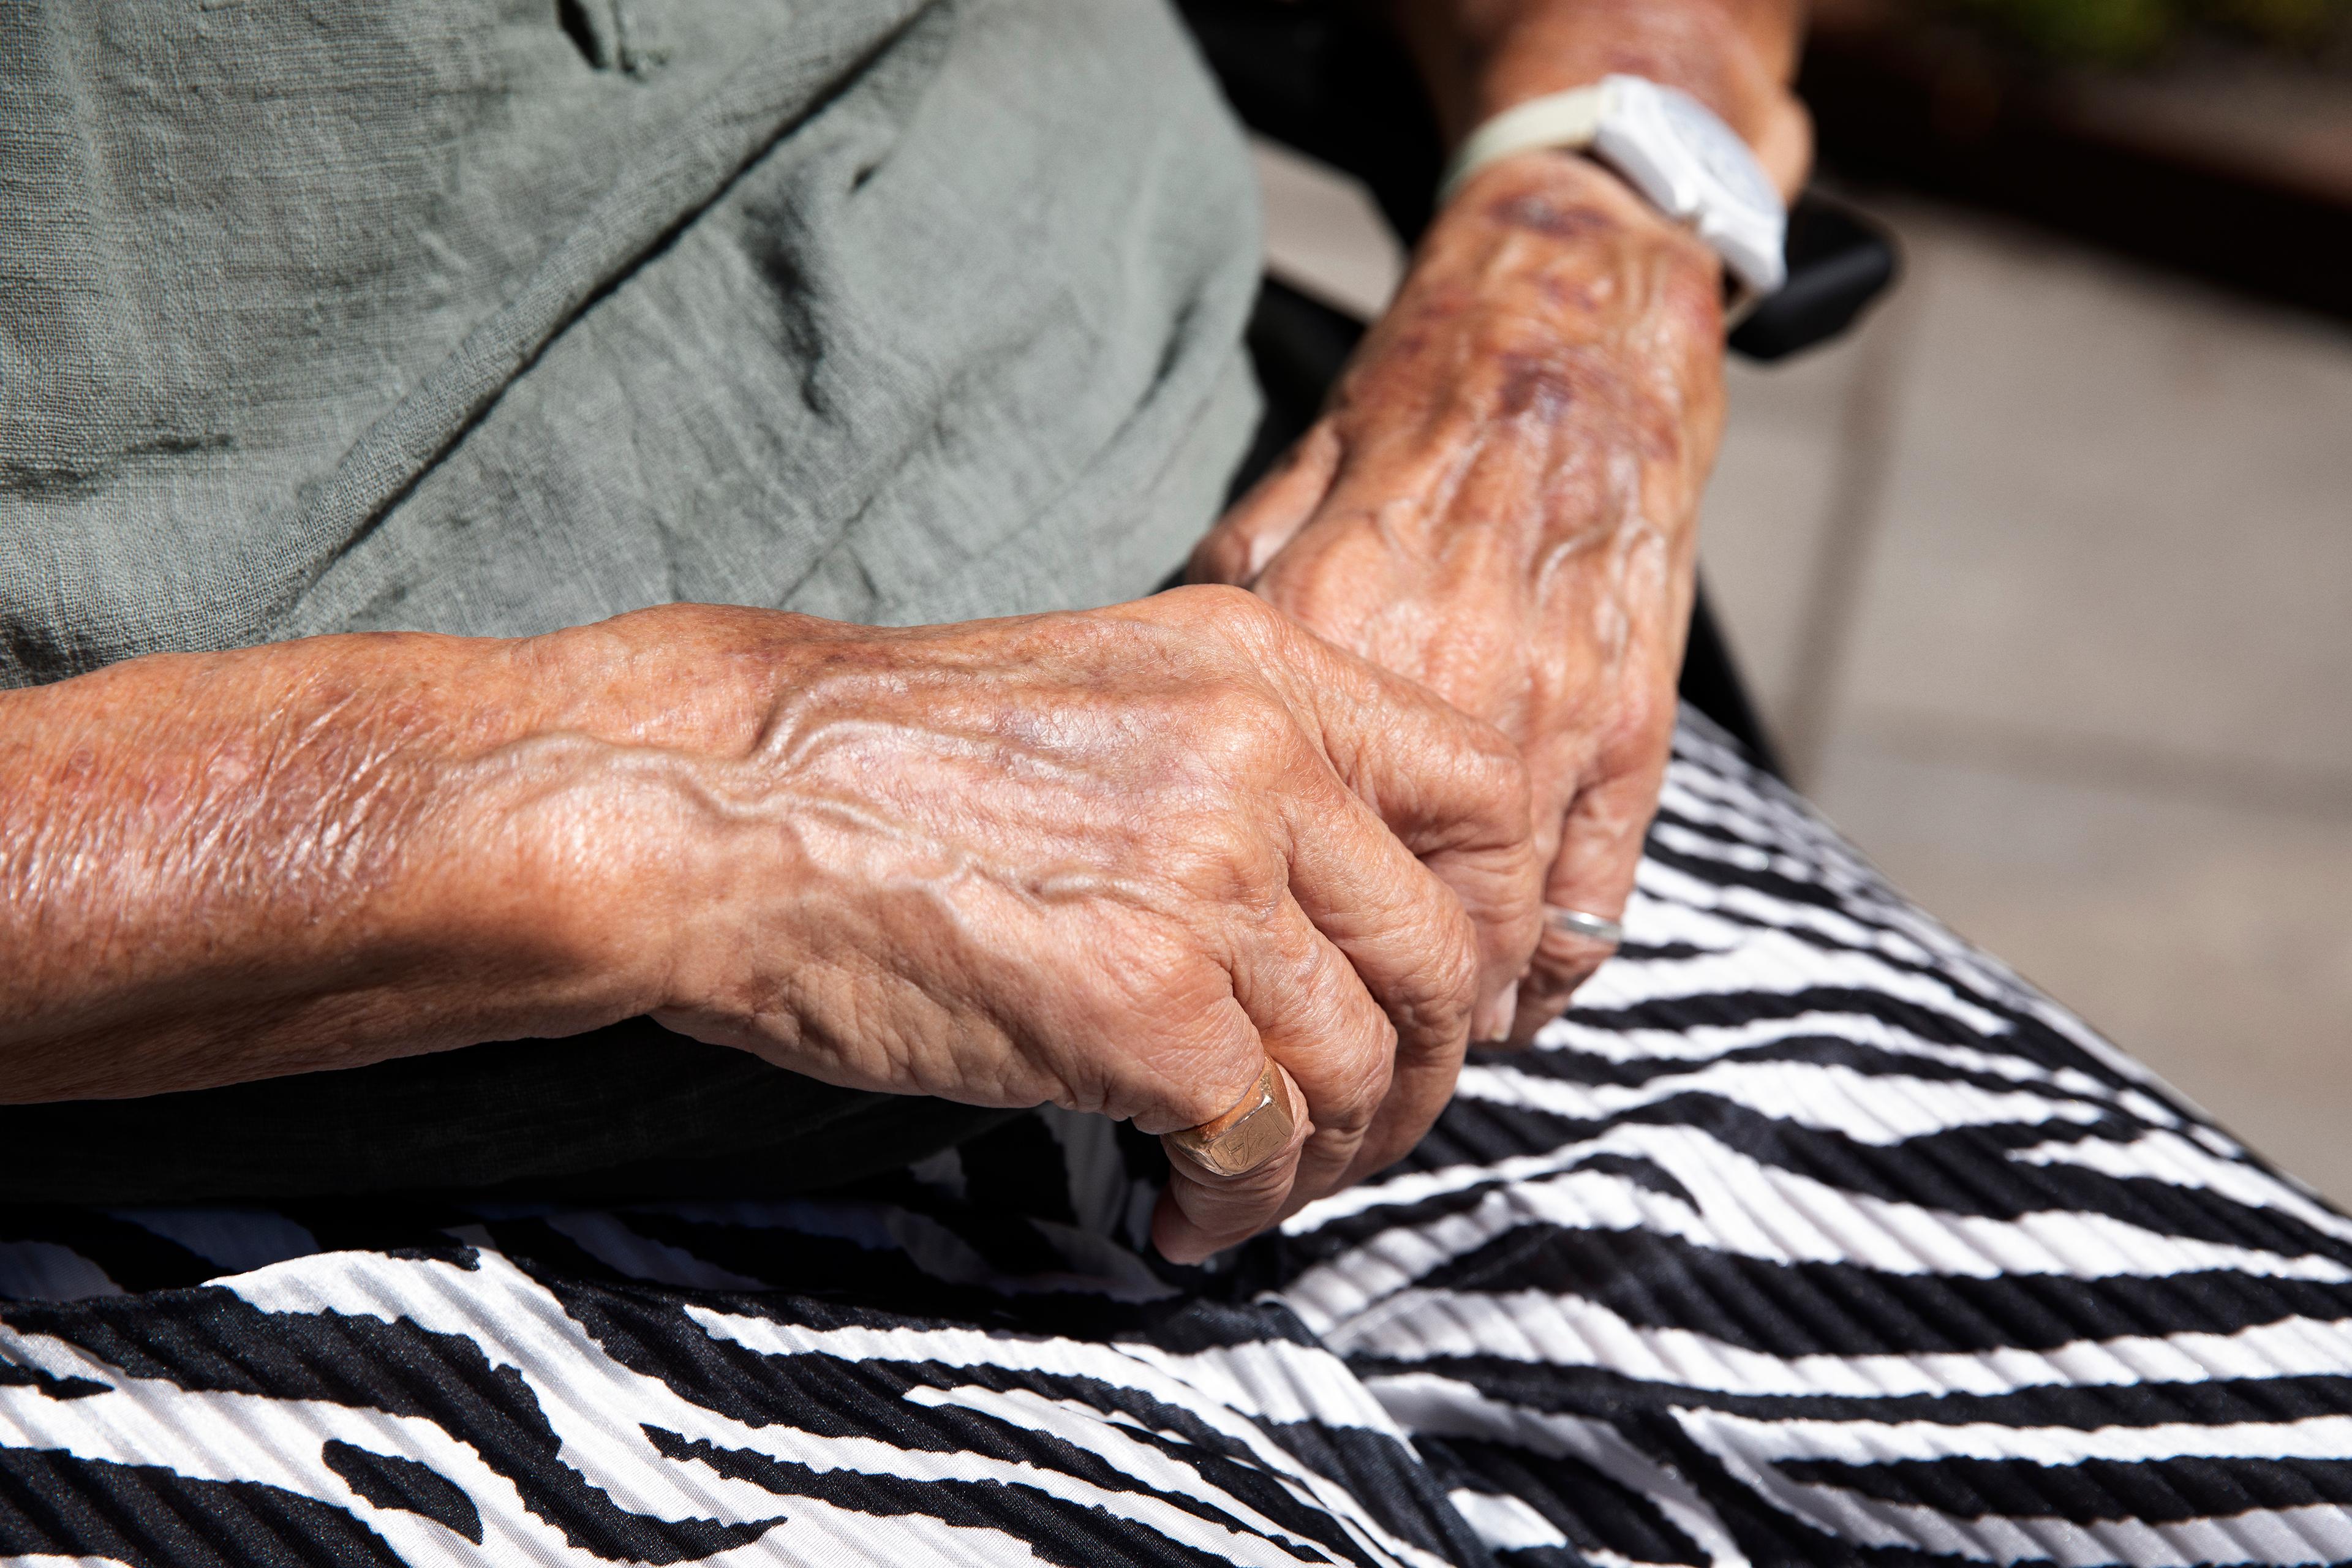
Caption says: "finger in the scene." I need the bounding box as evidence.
[1507,756,1666,1045]
[1186,424,1343,587]
[1251,608,1544,1040]
[1255,887,1445,1209]
[1155,884,1401,1261]
[1153,1060,1310,1264]
[1124,986,1303,1264]
[1251,766,1486,1222]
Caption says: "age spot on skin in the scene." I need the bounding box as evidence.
[1540,272,1615,315]
[1494,352,1581,421]
[1486,194,1617,243]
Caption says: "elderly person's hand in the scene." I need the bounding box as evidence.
[0,588,1539,1261]
[1192,159,1719,1038]
[1191,0,1808,1039]
[633,589,1542,1259]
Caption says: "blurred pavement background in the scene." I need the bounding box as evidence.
[1256,140,2352,1204]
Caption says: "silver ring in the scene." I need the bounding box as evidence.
[1545,905,1624,946]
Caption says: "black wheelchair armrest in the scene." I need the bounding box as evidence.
[1732,195,1901,362]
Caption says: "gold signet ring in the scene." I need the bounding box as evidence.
[1165,1058,1296,1178]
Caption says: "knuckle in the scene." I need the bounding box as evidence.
[1616,674,1676,746]
[1431,918,1482,1007]
[1174,581,1275,636]
[1112,957,1260,1125]
[1153,1044,1265,1134]
[1593,690,1675,780]
[1469,732,1535,821]
[1177,684,1306,794]
[1193,675,1280,738]
[1401,927,1480,1041]
[1160,808,1280,907]
[1317,1019,1398,1137]
[1126,938,1223,1016]
[1165,1080,1245,1134]
[1571,770,1660,854]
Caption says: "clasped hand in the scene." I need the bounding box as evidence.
[612,589,1542,1263]
[1194,154,1728,1040]
[0,162,1728,1267]
[654,159,1730,1257]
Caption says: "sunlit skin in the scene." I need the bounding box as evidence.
[1196,0,1807,1038]
[0,0,1806,1261]
[1,592,1539,1262]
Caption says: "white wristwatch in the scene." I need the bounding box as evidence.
[1439,75,1787,297]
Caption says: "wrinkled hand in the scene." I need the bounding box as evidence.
[1191,155,1728,1039]
[622,589,1540,1261]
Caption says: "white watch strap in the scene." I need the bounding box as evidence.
[1437,85,1607,208]
[1436,77,1788,296]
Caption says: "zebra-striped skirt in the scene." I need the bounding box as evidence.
[6,714,2348,1567]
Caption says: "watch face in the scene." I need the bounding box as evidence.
[1653,84,1779,217]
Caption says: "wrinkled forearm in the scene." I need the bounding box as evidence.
[1339,152,1727,552]
[0,617,748,1102]
[1196,0,1804,1036]
[1240,149,1726,742]
[1388,0,1808,186]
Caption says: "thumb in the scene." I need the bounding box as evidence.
[1188,424,1343,586]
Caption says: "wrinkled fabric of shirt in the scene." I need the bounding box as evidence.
[1,0,1260,680]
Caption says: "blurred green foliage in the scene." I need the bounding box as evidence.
[1940,0,2350,58]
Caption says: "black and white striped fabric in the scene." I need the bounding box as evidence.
[7,713,2350,1568]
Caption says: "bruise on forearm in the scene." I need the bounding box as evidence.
[1327,155,1728,564]
[1224,153,1727,775]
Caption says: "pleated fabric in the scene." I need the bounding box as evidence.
[6,712,2350,1568]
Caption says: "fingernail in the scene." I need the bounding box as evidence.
[1473,982,1519,1044]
